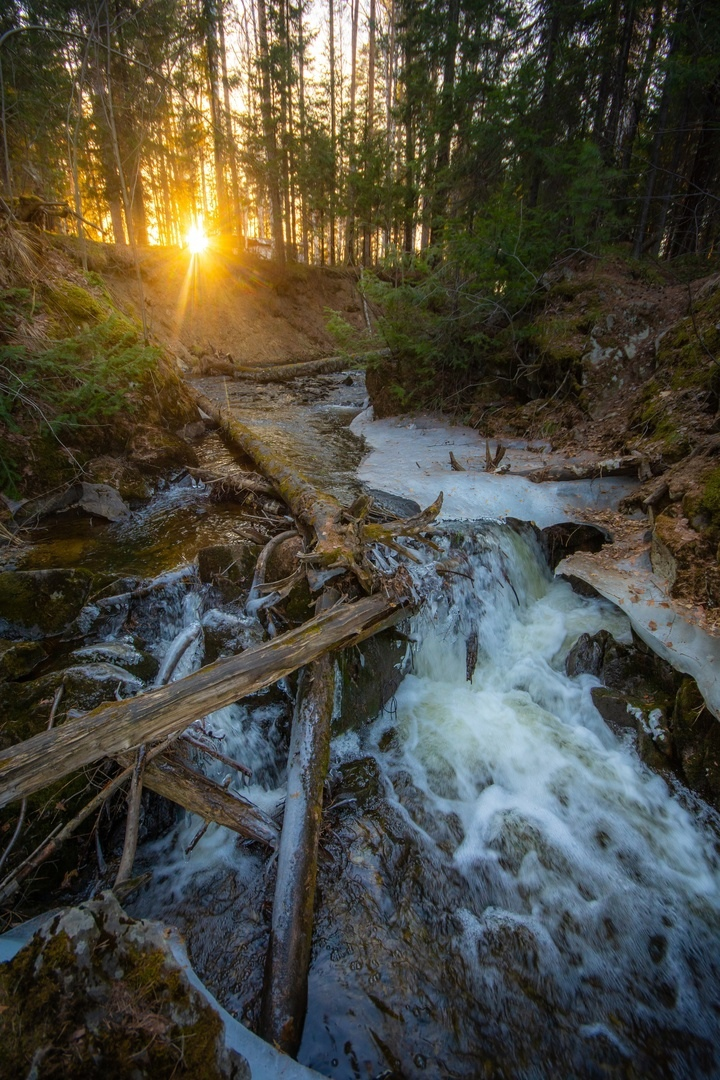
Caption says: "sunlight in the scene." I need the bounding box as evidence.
[186,222,209,255]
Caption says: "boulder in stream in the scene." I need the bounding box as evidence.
[0,568,94,638]
[0,891,251,1079]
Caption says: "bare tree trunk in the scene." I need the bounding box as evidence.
[257,0,286,263]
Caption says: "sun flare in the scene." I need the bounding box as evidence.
[186,222,209,255]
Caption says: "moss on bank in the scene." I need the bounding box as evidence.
[0,227,196,497]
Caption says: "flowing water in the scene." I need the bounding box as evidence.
[14,370,720,1077]
[126,519,720,1080]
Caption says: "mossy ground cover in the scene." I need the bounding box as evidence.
[0,226,194,498]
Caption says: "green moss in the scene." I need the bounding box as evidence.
[699,467,720,529]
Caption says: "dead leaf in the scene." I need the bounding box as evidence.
[648,620,657,631]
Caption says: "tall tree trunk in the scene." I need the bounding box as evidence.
[328,0,337,265]
[219,4,243,244]
[428,0,460,247]
[362,0,376,266]
[257,0,286,262]
[344,0,360,264]
[204,0,229,236]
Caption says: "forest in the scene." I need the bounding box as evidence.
[3,0,719,271]
[3,3,720,1078]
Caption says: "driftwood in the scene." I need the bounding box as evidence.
[231,350,389,383]
[261,590,338,1054]
[525,454,653,483]
[142,751,279,849]
[485,441,506,472]
[0,593,411,810]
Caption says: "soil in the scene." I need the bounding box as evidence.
[94,240,368,369]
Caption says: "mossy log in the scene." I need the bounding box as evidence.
[260,592,337,1055]
[190,387,442,591]
[0,593,411,810]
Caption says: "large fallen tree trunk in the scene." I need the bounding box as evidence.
[191,387,442,591]
[231,350,389,383]
[0,593,411,810]
[524,454,654,483]
[260,592,337,1054]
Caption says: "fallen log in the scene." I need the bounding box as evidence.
[524,455,651,483]
[260,591,337,1055]
[191,387,442,592]
[231,350,389,383]
[0,592,411,810]
[142,751,279,849]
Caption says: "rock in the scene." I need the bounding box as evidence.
[266,534,304,581]
[75,481,130,521]
[0,639,47,680]
[177,420,207,441]
[62,662,144,712]
[86,455,154,501]
[336,629,410,734]
[566,629,611,678]
[0,892,250,1079]
[650,512,701,589]
[672,678,720,805]
[364,487,422,520]
[70,640,159,682]
[128,425,199,471]
[591,686,639,732]
[0,568,94,638]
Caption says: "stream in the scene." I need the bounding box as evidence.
[10,370,720,1078]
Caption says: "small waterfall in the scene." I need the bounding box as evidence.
[127,521,720,1078]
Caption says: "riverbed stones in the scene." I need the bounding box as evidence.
[567,628,720,807]
[0,891,251,1079]
[0,568,94,638]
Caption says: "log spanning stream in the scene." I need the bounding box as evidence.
[11,370,720,1077]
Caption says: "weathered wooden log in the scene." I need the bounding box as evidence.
[0,593,411,809]
[260,591,337,1055]
[191,386,442,592]
[525,456,648,483]
[231,350,389,383]
[142,751,279,849]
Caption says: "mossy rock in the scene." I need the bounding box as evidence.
[671,677,720,806]
[0,892,250,1079]
[0,568,94,638]
[127,426,198,471]
[0,639,47,680]
[85,455,153,502]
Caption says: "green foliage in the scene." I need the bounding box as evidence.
[324,308,359,355]
[0,312,160,495]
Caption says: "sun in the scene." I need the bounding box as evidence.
[186,222,209,255]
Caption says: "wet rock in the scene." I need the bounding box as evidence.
[128,425,199,471]
[86,455,153,501]
[672,678,720,805]
[363,487,422,520]
[62,663,144,713]
[0,639,47,680]
[0,892,250,1079]
[266,534,304,582]
[197,543,256,604]
[0,568,94,638]
[336,629,409,734]
[70,640,159,682]
[74,481,129,521]
[177,420,207,441]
